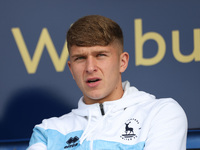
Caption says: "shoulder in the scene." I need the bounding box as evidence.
[149,98,187,127]
[28,112,78,148]
[144,98,188,149]
[153,98,185,115]
[35,112,75,132]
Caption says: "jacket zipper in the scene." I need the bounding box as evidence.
[99,103,105,116]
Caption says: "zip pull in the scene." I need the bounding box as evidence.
[99,103,105,116]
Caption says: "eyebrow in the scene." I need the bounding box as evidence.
[70,50,111,58]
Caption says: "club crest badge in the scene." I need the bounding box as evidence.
[120,118,141,141]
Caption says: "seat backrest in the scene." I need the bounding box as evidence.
[0,139,29,150]
[187,129,200,150]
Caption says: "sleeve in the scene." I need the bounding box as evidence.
[27,122,48,150]
[144,98,188,150]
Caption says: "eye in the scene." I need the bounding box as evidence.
[74,56,85,61]
[97,53,106,57]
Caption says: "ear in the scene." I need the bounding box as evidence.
[119,52,129,73]
[67,60,75,79]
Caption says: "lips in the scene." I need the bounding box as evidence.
[86,77,101,87]
[87,78,100,83]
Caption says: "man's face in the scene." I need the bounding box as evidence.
[68,43,129,104]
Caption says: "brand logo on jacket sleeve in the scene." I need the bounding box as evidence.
[120,118,141,141]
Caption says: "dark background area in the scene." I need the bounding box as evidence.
[0,0,200,140]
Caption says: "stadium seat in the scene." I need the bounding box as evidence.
[187,129,200,150]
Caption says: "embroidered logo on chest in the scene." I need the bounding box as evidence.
[120,118,141,141]
[64,136,79,149]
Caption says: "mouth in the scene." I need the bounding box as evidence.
[86,78,101,87]
[87,78,101,83]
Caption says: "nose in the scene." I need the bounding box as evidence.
[86,56,97,73]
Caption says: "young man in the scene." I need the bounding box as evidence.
[27,15,187,150]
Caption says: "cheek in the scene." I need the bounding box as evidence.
[110,57,120,70]
[103,59,120,76]
[71,67,84,89]
[70,65,83,79]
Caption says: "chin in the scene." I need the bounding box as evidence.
[89,95,104,100]
[86,93,106,101]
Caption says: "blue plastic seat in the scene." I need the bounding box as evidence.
[187,129,200,150]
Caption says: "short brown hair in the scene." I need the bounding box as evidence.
[66,15,123,52]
